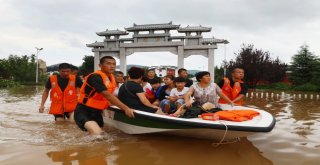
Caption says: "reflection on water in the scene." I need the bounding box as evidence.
[46,143,110,165]
[112,135,272,165]
[40,135,272,165]
[0,87,320,165]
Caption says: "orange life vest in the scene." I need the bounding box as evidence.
[214,110,260,122]
[218,77,244,105]
[78,70,116,110]
[49,75,78,114]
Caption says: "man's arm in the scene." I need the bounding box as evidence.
[137,93,158,109]
[231,94,245,104]
[232,82,247,104]
[101,90,135,118]
[217,91,234,106]
[39,88,50,113]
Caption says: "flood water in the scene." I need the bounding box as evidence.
[0,86,319,165]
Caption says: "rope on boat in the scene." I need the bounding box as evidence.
[211,121,240,147]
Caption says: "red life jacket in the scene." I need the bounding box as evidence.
[78,70,116,110]
[219,77,244,105]
[49,75,78,114]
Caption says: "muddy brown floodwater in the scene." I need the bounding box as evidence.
[0,86,319,165]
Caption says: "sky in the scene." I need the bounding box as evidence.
[1,0,320,70]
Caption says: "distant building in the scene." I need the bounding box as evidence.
[149,65,178,77]
[38,59,47,76]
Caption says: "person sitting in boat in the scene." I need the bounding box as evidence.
[158,75,176,112]
[141,76,152,92]
[118,67,165,115]
[112,71,125,96]
[218,67,248,105]
[142,76,155,103]
[148,77,162,105]
[177,68,193,87]
[74,56,135,135]
[161,77,189,113]
[170,71,234,117]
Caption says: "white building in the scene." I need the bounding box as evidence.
[149,65,178,77]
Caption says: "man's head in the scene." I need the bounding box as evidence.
[231,68,244,80]
[149,77,161,90]
[70,65,79,75]
[128,67,145,81]
[141,76,148,83]
[147,69,156,78]
[58,63,71,78]
[174,77,186,89]
[178,68,188,78]
[114,71,124,84]
[99,56,116,74]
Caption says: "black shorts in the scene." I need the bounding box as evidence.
[54,112,70,120]
[74,104,104,131]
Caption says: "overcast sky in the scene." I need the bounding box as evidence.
[1,0,319,70]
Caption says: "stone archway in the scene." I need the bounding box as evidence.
[87,22,228,80]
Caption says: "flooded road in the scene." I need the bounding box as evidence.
[0,86,319,165]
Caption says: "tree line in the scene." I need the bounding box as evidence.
[0,54,38,87]
[219,44,320,91]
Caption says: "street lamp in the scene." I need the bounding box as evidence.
[223,40,229,77]
[35,47,43,83]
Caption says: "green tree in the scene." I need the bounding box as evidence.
[79,55,94,76]
[227,44,287,88]
[310,58,320,85]
[0,54,36,83]
[6,54,36,82]
[290,44,318,85]
[0,59,11,79]
[214,66,224,83]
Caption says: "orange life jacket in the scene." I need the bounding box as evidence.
[78,70,116,110]
[49,75,78,114]
[215,110,259,122]
[219,77,244,105]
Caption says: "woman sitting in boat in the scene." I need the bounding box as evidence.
[158,75,176,112]
[170,71,234,117]
[118,67,165,114]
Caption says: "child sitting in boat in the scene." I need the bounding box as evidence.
[170,71,234,118]
[160,77,189,114]
[148,77,162,106]
[141,76,155,103]
[118,67,165,114]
